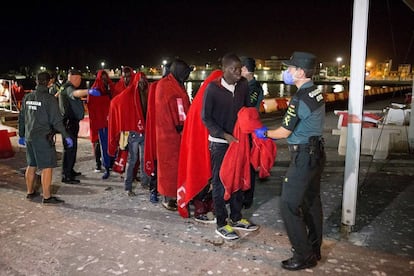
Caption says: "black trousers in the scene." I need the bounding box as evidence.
[209,142,243,228]
[62,119,79,179]
[281,143,326,259]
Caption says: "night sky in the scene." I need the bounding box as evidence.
[1,0,413,73]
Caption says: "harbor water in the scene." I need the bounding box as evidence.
[185,80,349,101]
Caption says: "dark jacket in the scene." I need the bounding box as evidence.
[202,78,251,139]
[18,85,69,141]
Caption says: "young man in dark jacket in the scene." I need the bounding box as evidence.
[202,53,259,240]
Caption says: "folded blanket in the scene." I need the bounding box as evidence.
[220,107,277,200]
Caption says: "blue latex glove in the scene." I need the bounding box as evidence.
[254,126,268,139]
[65,137,74,148]
[88,88,101,96]
[18,137,25,146]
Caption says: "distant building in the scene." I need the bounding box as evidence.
[398,64,412,80]
[366,59,413,80]
[263,56,285,70]
[374,60,392,79]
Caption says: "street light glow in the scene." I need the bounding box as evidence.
[336,57,342,76]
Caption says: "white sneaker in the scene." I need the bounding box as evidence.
[215,224,239,240]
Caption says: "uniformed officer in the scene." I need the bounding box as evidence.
[18,71,74,204]
[59,69,89,184]
[255,51,326,271]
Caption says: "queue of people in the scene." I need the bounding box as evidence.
[17,51,325,271]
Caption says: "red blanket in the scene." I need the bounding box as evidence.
[251,133,278,179]
[219,107,277,201]
[177,70,223,218]
[87,70,114,142]
[154,74,190,198]
[143,81,158,176]
[113,66,135,97]
[108,72,146,156]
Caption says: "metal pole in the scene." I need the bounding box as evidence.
[340,0,370,236]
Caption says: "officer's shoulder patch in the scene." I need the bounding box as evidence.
[308,88,322,98]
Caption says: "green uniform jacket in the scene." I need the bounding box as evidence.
[58,82,85,121]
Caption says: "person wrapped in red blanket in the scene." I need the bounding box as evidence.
[87,70,116,179]
[177,69,223,219]
[108,71,148,196]
[112,66,134,97]
[154,59,192,211]
[144,62,172,203]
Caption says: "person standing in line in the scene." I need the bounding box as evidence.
[241,57,264,110]
[18,71,74,204]
[177,69,223,222]
[144,62,172,203]
[108,72,149,196]
[144,80,159,203]
[255,51,326,271]
[240,56,265,210]
[87,70,116,179]
[113,66,134,97]
[201,53,259,240]
[58,69,89,184]
[154,59,192,211]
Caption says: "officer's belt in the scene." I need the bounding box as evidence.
[288,144,310,152]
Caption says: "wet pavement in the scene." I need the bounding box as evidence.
[0,95,413,275]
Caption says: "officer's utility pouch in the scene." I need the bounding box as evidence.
[309,136,323,155]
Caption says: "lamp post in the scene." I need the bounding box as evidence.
[101,61,105,69]
[336,57,342,77]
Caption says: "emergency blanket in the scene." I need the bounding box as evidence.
[177,70,223,218]
[220,107,277,201]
